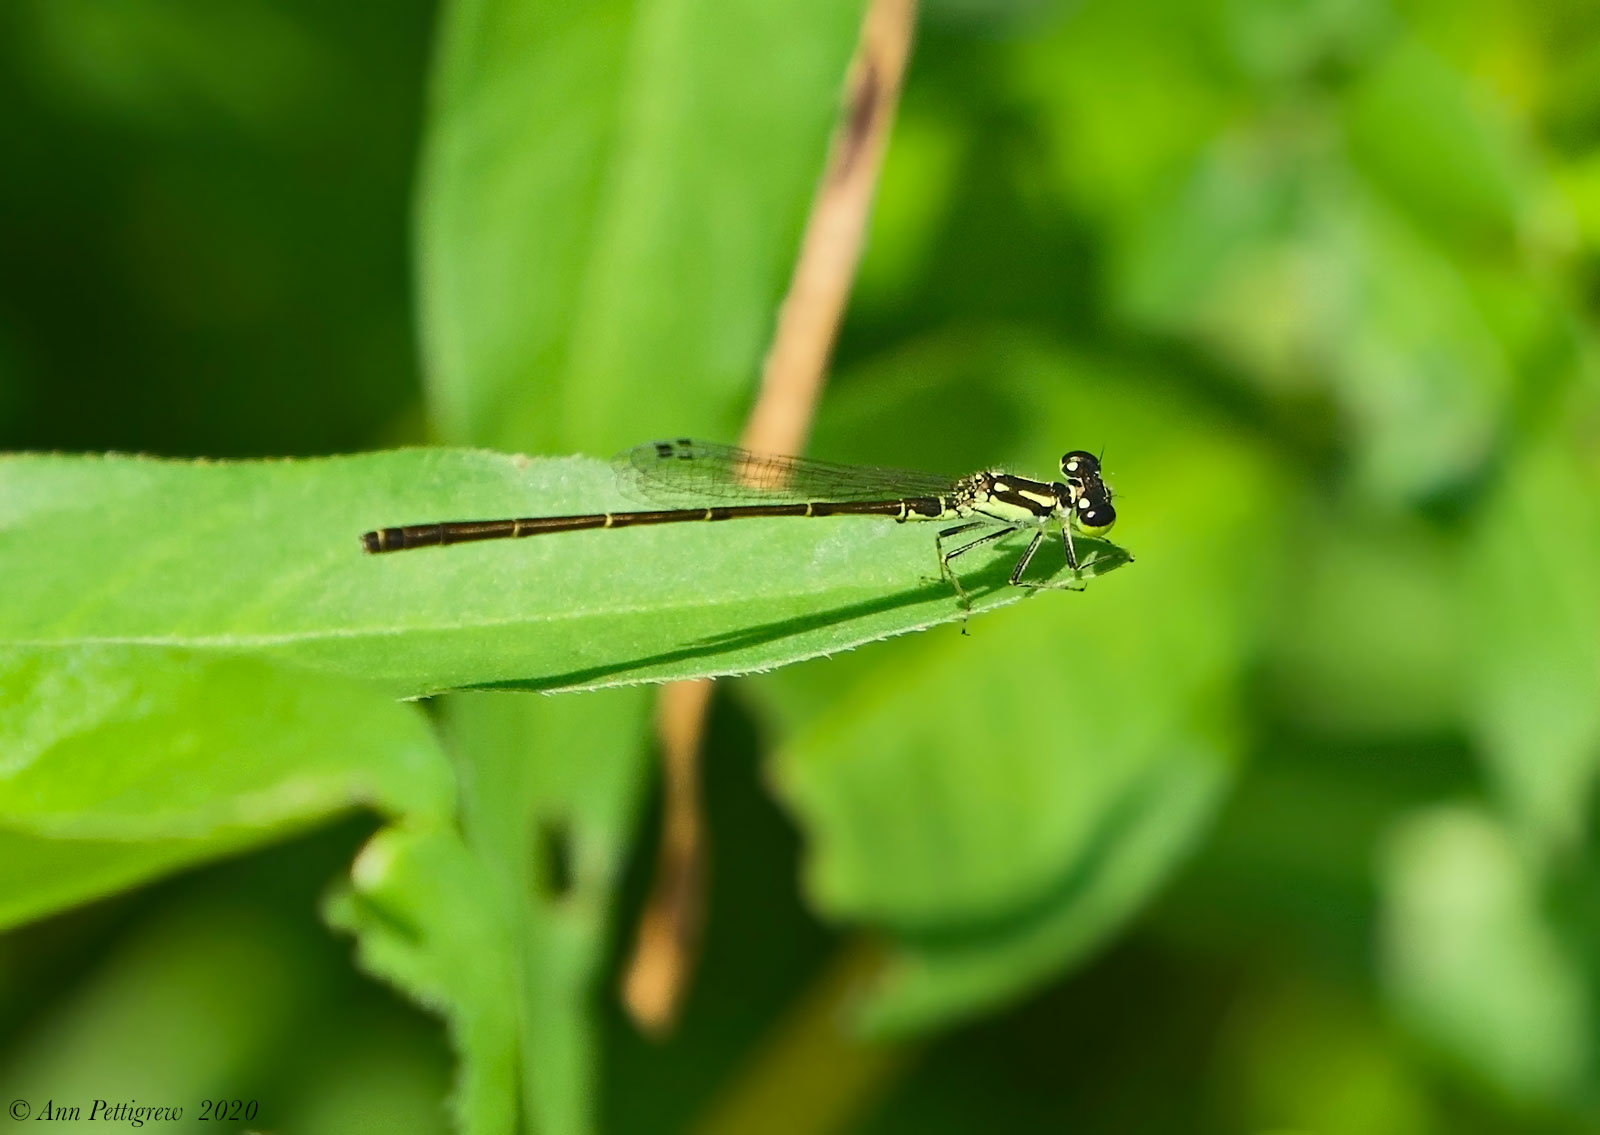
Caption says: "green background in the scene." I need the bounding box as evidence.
[3,0,1600,1132]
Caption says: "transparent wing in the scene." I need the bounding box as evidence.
[615,439,958,505]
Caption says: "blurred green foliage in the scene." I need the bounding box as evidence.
[3,0,1600,1132]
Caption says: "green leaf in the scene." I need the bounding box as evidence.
[418,0,867,453]
[1343,36,1527,251]
[437,691,652,1135]
[412,0,872,1131]
[1023,8,1545,502]
[0,827,270,931]
[0,647,450,837]
[1379,806,1590,1102]
[325,824,521,1135]
[759,335,1275,1032]
[850,743,1227,1035]
[0,450,1129,698]
[0,647,451,931]
[1467,435,1600,853]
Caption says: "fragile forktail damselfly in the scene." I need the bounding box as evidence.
[361,439,1121,604]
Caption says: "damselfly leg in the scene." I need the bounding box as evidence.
[936,521,1017,608]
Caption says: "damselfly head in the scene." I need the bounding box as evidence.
[1059,449,1115,534]
[1073,487,1116,535]
[1060,450,1101,482]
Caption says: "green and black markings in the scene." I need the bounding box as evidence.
[361,439,1119,605]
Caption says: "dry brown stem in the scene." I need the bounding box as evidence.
[622,0,919,1036]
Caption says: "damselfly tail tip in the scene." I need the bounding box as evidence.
[360,529,386,554]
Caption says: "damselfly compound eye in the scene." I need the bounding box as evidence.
[1075,493,1116,536]
[1060,450,1100,481]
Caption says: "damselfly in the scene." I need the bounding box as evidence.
[361,439,1121,604]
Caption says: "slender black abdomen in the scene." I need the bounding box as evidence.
[360,498,928,554]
